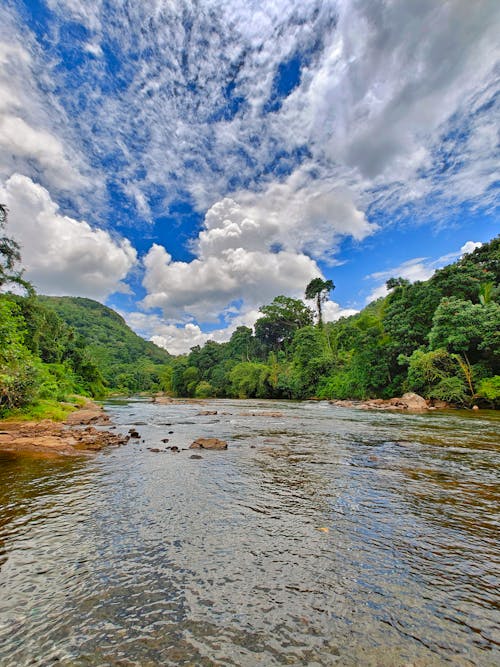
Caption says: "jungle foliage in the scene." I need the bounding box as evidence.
[165,237,500,407]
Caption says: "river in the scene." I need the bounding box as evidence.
[0,399,499,666]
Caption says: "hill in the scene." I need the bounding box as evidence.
[39,296,171,392]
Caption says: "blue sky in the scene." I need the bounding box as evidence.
[0,0,498,353]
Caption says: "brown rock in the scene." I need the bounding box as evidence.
[65,403,110,426]
[197,410,218,416]
[400,392,428,410]
[189,437,228,450]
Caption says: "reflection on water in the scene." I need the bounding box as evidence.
[0,399,499,666]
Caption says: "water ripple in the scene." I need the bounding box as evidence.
[0,399,499,666]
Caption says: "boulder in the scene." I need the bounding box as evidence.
[189,437,228,450]
[400,392,428,410]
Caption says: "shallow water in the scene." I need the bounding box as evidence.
[0,399,499,666]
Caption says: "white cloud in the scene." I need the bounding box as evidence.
[141,243,320,323]
[140,166,373,328]
[460,240,483,256]
[196,168,376,262]
[0,174,137,299]
[0,32,91,193]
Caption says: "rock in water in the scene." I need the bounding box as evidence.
[189,438,228,450]
[400,393,428,410]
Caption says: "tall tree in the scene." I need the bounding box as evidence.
[305,278,334,327]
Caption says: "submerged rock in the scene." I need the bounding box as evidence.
[189,437,228,450]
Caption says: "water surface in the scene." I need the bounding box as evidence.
[0,399,499,666]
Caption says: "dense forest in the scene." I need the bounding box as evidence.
[165,237,499,407]
[1,195,499,415]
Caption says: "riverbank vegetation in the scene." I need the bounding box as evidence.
[1,195,498,414]
[166,237,499,407]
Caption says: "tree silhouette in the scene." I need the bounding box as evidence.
[305,278,334,327]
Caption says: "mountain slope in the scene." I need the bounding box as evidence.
[39,296,171,391]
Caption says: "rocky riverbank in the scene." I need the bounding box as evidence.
[328,392,452,411]
[0,402,128,459]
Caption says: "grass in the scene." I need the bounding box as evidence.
[0,397,86,422]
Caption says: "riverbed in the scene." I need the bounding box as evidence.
[0,399,499,666]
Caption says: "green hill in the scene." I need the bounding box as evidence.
[39,296,171,392]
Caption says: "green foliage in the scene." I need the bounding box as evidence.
[195,381,213,398]
[0,299,39,412]
[229,362,270,398]
[476,376,500,407]
[39,296,172,393]
[254,295,313,354]
[405,348,468,402]
[429,298,500,370]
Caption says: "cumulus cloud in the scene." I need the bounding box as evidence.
[196,167,375,262]
[0,174,137,299]
[141,242,320,323]
[140,166,373,327]
[460,240,483,256]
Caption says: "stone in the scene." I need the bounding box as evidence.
[189,437,228,450]
[400,392,428,410]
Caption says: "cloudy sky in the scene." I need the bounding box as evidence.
[0,0,498,353]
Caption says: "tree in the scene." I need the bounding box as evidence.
[0,204,30,292]
[429,297,500,371]
[254,295,313,354]
[305,278,334,327]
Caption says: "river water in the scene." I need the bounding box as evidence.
[0,399,499,666]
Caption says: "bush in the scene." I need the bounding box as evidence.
[476,376,500,407]
[195,381,213,398]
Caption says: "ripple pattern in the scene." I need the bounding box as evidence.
[0,399,499,666]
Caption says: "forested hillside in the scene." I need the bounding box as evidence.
[166,237,500,407]
[40,297,171,392]
[0,293,172,416]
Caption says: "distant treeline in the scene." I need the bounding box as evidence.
[166,237,499,407]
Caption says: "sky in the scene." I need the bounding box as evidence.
[0,0,498,354]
